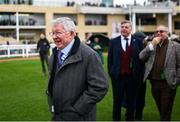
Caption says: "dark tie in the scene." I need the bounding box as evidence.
[124,37,129,51]
[57,50,64,67]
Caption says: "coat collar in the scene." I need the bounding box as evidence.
[63,36,82,65]
[120,35,136,42]
[120,35,137,48]
[53,36,82,71]
[68,36,80,56]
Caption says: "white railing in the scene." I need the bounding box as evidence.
[0,44,55,58]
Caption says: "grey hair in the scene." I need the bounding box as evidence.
[52,17,76,32]
[157,25,169,32]
[121,20,132,27]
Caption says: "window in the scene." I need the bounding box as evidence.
[19,13,45,26]
[0,13,16,26]
[54,14,77,25]
[0,0,33,5]
[85,14,107,25]
[136,14,157,25]
[0,29,16,38]
[175,21,180,29]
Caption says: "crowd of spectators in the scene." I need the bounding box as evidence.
[66,1,122,8]
[0,18,36,26]
[1,0,179,8]
[65,0,179,8]
[0,20,16,26]
[85,20,106,26]
[2,0,32,5]
[66,1,75,7]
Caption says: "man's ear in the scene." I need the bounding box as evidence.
[69,31,76,36]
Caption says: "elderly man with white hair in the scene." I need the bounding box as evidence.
[46,17,108,121]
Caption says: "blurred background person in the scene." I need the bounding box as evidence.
[133,31,147,120]
[37,32,50,76]
[85,39,92,47]
[92,37,104,64]
[85,33,93,47]
[6,41,10,45]
[171,33,180,44]
[139,25,180,121]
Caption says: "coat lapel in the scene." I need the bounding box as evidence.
[56,36,82,72]
[62,50,82,67]
[56,53,82,72]
[164,41,174,67]
[118,36,122,54]
[131,37,136,50]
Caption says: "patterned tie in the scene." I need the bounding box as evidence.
[57,50,64,67]
[124,37,129,51]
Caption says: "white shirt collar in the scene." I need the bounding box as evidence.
[121,35,132,40]
[61,38,75,56]
[58,38,75,62]
[121,35,132,51]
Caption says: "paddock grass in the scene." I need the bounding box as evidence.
[0,56,180,121]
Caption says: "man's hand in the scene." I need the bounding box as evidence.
[151,37,161,48]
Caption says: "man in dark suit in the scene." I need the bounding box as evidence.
[47,17,108,121]
[108,20,143,121]
[139,25,180,120]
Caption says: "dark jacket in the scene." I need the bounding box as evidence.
[47,36,108,120]
[37,38,50,54]
[108,35,144,81]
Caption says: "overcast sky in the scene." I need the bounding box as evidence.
[114,0,148,5]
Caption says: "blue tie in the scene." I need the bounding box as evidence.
[58,50,63,67]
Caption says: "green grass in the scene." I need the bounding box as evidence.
[0,60,50,120]
[0,56,180,121]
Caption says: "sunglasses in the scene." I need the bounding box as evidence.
[155,30,166,33]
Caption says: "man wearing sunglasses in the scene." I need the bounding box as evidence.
[139,25,180,120]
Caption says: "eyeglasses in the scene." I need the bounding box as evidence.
[155,30,167,33]
[49,31,68,37]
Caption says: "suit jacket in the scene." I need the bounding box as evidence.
[108,35,143,81]
[139,40,180,89]
[47,36,108,120]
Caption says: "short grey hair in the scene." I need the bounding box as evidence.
[121,20,132,27]
[52,17,76,32]
[157,25,169,32]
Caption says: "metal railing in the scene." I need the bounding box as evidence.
[0,44,55,58]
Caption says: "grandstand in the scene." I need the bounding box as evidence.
[0,0,179,43]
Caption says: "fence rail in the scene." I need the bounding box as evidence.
[0,44,55,58]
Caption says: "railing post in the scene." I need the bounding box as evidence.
[26,44,29,57]
[0,44,40,58]
[7,45,10,58]
[22,45,25,57]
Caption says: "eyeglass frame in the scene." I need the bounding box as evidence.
[49,31,70,37]
[155,30,167,34]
